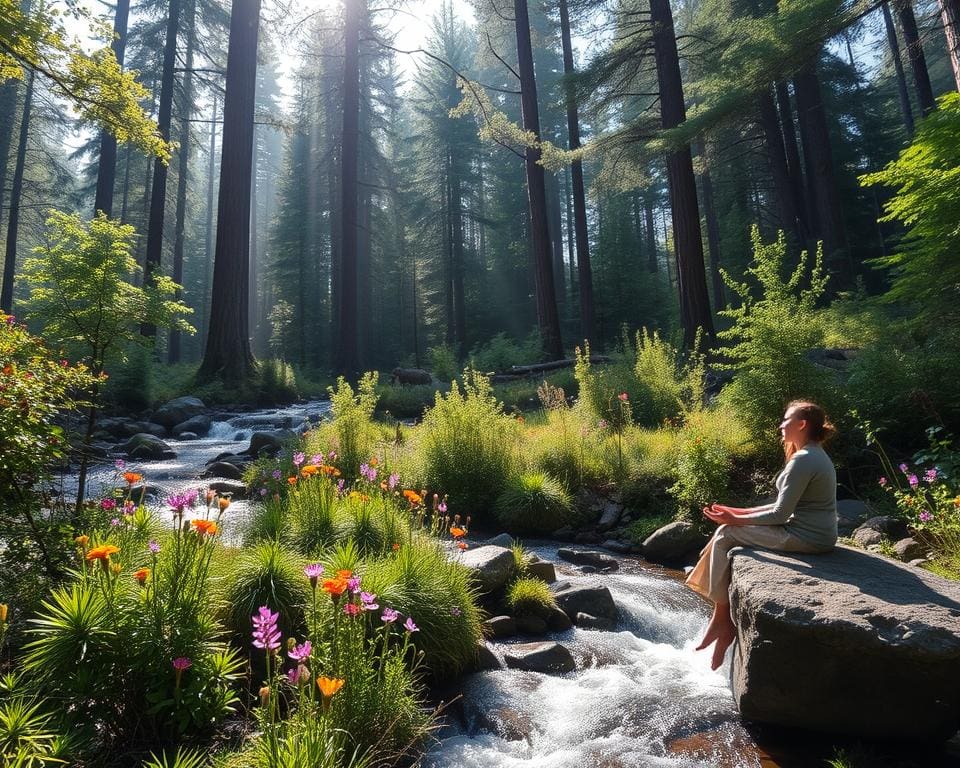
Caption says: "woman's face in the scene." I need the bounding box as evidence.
[779,406,807,445]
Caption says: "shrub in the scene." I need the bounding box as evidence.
[504,577,556,618]
[632,328,704,425]
[256,358,299,406]
[574,341,638,432]
[325,373,380,481]
[428,343,459,381]
[716,227,838,454]
[493,471,576,535]
[468,330,542,373]
[416,369,519,523]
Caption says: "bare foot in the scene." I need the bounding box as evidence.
[695,603,731,651]
[710,627,736,671]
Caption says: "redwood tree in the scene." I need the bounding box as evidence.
[197,0,260,382]
[92,0,131,216]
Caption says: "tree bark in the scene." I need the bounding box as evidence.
[197,0,260,383]
[514,0,563,359]
[1,69,33,313]
[0,0,32,237]
[793,62,849,277]
[547,171,566,305]
[202,93,218,346]
[758,88,806,247]
[897,0,936,114]
[169,0,196,364]
[142,0,183,336]
[336,0,361,376]
[558,0,594,346]
[940,0,960,91]
[649,0,715,345]
[882,0,916,135]
[774,81,811,240]
[93,0,131,216]
[695,140,726,309]
[451,157,467,354]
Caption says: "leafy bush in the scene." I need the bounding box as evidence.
[256,358,299,406]
[574,342,638,432]
[493,471,577,535]
[468,330,542,373]
[716,227,837,453]
[416,369,519,523]
[632,328,704,425]
[669,423,733,516]
[504,577,556,618]
[428,344,459,381]
[325,373,380,481]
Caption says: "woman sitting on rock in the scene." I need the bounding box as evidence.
[686,400,838,670]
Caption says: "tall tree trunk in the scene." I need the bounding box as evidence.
[695,140,726,309]
[1,69,34,313]
[758,89,806,246]
[202,93,218,346]
[120,143,132,222]
[336,0,361,376]
[249,144,259,354]
[514,0,563,359]
[451,161,466,353]
[644,193,658,273]
[357,162,372,367]
[93,0,131,216]
[559,0,594,345]
[443,158,454,347]
[882,0,916,135]
[169,0,196,364]
[897,0,937,114]
[649,0,715,345]
[547,172,566,305]
[940,0,960,91]
[563,165,576,298]
[143,0,183,336]
[0,0,32,240]
[197,0,260,383]
[774,81,811,239]
[793,62,849,277]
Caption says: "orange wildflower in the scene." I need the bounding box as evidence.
[320,465,341,477]
[457,541,468,550]
[322,578,348,597]
[403,490,422,506]
[123,472,142,485]
[336,569,353,579]
[288,476,298,485]
[449,527,466,539]
[392,543,401,551]
[75,535,90,548]
[86,544,120,562]
[134,567,150,585]
[300,465,319,477]
[191,519,219,536]
[369,457,378,467]
[218,497,231,512]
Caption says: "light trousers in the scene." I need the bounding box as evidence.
[685,524,830,604]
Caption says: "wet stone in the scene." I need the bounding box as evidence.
[502,641,575,674]
[483,616,517,639]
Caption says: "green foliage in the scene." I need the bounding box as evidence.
[428,344,459,381]
[222,541,309,644]
[468,330,542,373]
[493,472,577,535]
[861,93,960,330]
[0,695,63,767]
[634,329,705,423]
[574,342,637,433]
[416,369,519,522]
[104,344,154,411]
[668,415,734,515]
[717,227,834,452]
[327,373,380,481]
[626,512,676,546]
[0,0,169,159]
[19,211,193,376]
[504,577,556,618]
[267,301,296,361]
[142,748,209,768]
[256,359,299,406]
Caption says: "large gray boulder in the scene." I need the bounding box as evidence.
[123,433,176,460]
[150,396,206,430]
[458,545,516,593]
[642,520,709,565]
[557,548,619,571]
[172,414,212,437]
[245,430,296,457]
[550,582,618,622]
[502,641,575,674]
[729,546,960,741]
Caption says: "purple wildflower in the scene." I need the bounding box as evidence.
[172,657,192,671]
[166,490,198,516]
[337,479,345,494]
[123,500,136,515]
[148,539,160,554]
[260,488,268,496]
[114,459,126,470]
[287,664,309,686]
[304,563,324,588]
[403,617,419,633]
[252,606,281,651]
[310,454,323,466]
[110,518,120,527]
[450,606,461,617]
[293,452,305,467]
[919,511,933,522]
[328,450,337,461]
[388,473,399,491]
[924,468,938,484]
[899,463,909,474]
[100,498,117,511]
[381,607,400,623]
[346,576,361,593]
[360,592,379,611]
[908,474,919,488]
[272,469,282,481]
[288,640,312,662]
[438,500,447,514]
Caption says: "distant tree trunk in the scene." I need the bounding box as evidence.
[451,160,467,353]
[514,0,563,359]
[336,0,361,376]
[1,69,33,313]
[249,147,259,353]
[774,82,810,240]
[93,0,130,216]
[559,0,594,346]
[940,0,960,91]
[357,165,372,367]
[882,1,916,135]
[477,158,486,270]
[644,193,658,273]
[758,89,806,247]
[0,0,31,236]
[547,172,566,305]
[695,140,726,310]
[897,0,937,114]
[197,0,260,383]
[563,166,576,297]
[649,0,715,345]
[793,62,849,277]
[202,93,218,345]
[169,0,196,364]
[142,0,183,336]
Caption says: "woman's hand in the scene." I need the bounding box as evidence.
[702,503,741,526]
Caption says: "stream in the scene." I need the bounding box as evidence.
[72,402,960,768]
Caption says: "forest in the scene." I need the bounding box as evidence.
[2,0,960,764]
